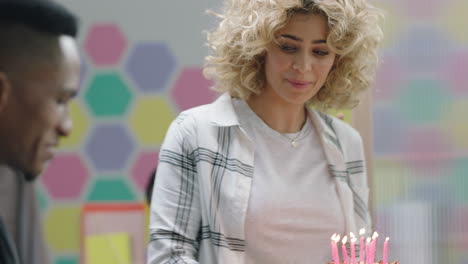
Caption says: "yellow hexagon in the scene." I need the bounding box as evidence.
[44,205,80,252]
[373,159,408,206]
[59,101,90,149]
[441,0,468,43]
[130,96,176,146]
[374,1,406,49]
[443,100,468,149]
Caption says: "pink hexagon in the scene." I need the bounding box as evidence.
[171,67,217,111]
[41,154,89,199]
[448,206,468,251]
[84,23,128,66]
[402,127,453,178]
[131,151,159,192]
[445,51,468,96]
[373,56,404,102]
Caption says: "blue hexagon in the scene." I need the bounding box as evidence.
[125,42,177,92]
[85,124,135,171]
[373,106,409,155]
[393,27,455,73]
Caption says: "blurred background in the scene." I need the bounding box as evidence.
[41,0,468,263]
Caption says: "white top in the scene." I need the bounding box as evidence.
[232,99,345,264]
[147,94,371,264]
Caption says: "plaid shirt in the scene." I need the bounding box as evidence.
[148,94,371,264]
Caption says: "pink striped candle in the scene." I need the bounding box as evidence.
[330,234,340,264]
[383,237,389,264]
[350,236,357,264]
[342,236,349,264]
[359,228,365,264]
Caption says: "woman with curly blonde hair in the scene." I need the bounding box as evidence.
[148,0,383,263]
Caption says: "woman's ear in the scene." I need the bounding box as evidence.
[0,72,12,113]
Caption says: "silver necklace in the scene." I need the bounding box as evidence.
[282,130,303,148]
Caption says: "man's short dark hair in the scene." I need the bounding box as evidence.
[0,0,79,78]
[0,0,78,37]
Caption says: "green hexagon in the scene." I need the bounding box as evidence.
[86,177,136,201]
[37,188,48,212]
[55,256,78,264]
[85,72,133,117]
[130,96,176,146]
[398,79,451,123]
[450,158,468,202]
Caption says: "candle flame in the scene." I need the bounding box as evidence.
[342,236,348,244]
[366,237,371,243]
[359,228,365,236]
[350,232,356,239]
[385,237,389,242]
[331,233,336,240]
[372,232,379,240]
[351,237,357,243]
[335,234,341,243]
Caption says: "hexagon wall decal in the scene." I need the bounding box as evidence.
[85,124,135,171]
[130,97,175,145]
[395,28,453,73]
[125,42,177,92]
[131,151,159,192]
[86,177,136,201]
[59,101,90,149]
[41,154,89,200]
[398,78,451,123]
[44,206,80,252]
[84,23,128,66]
[85,72,133,117]
[171,67,216,111]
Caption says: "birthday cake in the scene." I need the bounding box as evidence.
[329,230,397,264]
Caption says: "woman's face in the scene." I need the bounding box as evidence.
[262,13,336,107]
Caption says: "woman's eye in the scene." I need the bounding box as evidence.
[314,50,329,56]
[279,44,297,52]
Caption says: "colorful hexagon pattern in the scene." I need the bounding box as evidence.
[44,206,81,252]
[85,124,135,171]
[41,154,89,200]
[84,23,128,66]
[59,101,90,149]
[86,177,135,201]
[130,97,175,145]
[85,72,133,117]
[171,67,216,111]
[373,56,404,102]
[131,151,159,192]
[125,42,177,92]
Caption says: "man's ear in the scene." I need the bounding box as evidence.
[0,72,11,113]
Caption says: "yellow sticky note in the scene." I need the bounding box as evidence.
[86,232,131,264]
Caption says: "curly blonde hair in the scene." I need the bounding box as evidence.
[203,0,384,110]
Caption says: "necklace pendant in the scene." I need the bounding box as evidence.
[291,140,297,148]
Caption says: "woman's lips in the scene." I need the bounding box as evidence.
[287,79,312,89]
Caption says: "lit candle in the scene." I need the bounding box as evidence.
[370,232,379,264]
[342,236,349,264]
[350,234,357,264]
[330,234,340,264]
[366,237,371,264]
[359,228,365,264]
[383,237,389,264]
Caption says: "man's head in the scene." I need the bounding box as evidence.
[0,0,80,180]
